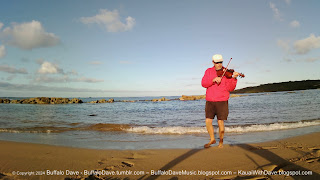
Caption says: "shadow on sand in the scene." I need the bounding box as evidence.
[231,144,320,180]
[141,148,203,180]
[138,143,319,180]
[62,142,319,180]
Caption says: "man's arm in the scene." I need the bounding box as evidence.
[201,69,213,88]
[226,72,238,92]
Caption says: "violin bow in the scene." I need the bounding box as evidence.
[221,58,232,78]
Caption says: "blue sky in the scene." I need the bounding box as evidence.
[0,0,319,97]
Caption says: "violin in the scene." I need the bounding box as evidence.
[216,67,245,78]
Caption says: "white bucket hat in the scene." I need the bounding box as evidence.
[212,54,223,63]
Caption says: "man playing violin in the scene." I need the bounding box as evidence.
[201,54,240,148]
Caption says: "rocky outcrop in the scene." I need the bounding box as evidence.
[89,98,114,103]
[68,98,83,104]
[152,97,169,102]
[178,94,245,101]
[35,97,51,104]
[50,98,70,104]
[121,100,136,102]
[0,97,83,104]
[10,100,20,104]
[179,95,206,101]
[0,99,11,103]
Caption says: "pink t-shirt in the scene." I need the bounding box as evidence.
[201,67,237,102]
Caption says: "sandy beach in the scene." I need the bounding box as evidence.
[0,132,319,180]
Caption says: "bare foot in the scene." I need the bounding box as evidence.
[218,139,223,148]
[204,139,216,148]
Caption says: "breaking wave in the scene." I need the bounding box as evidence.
[0,123,131,134]
[0,120,319,135]
[126,120,320,134]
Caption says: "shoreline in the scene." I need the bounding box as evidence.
[1,132,319,179]
[1,122,319,150]
[0,94,247,104]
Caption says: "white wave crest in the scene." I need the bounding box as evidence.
[0,129,53,134]
[126,126,207,134]
[225,121,320,133]
[126,120,320,135]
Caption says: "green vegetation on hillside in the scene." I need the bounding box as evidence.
[233,80,320,94]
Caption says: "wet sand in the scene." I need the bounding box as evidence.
[0,132,319,180]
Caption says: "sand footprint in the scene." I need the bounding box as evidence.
[260,146,278,150]
[306,157,319,163]
[310,148,320,157]
[103,161,134,170]
[0,172,16,179]
[263,162,288,172]
[126,152,148,160]
[122,161,134,167]
[307,147,320,151]
[0,173,8,179]
[97,158,109,166]
[262,164,278,171]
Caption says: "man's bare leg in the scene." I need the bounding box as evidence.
[217,120,225,148]
[204,118,216,148]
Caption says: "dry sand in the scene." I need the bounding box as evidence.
[0,132,319,180]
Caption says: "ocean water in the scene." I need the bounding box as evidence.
[0,89,319,149]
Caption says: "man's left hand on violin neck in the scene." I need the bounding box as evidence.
[232,72,240,79]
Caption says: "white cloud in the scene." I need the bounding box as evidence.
[269,2,283,21]
[290,20,300,28]
[34,75,104,83]
[293,34,320,54]
[0,64,28,74]
[284,0,291,5]
[0,22,3,30]
[34,59,103,84]
[80,9,136,32]
[1,20,60,50]
[278,34,320,55]
[35,61,102,83]
[0,45,6,58]
[38,61,63,74]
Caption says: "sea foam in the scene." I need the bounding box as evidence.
[126,120,320,135]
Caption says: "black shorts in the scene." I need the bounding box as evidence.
[205,101,229,120]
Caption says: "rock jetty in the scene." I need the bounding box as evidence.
[152,97,169,102]
[0,99,10,103]
[0,97,83,104]
[179,95,206,101]
[89,98,115,103]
